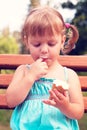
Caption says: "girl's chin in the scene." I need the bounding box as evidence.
[45,59,52,67]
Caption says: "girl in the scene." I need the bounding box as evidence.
[6,6,84,130]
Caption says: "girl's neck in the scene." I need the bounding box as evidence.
[44,61,63,79]
[48,60,61,70]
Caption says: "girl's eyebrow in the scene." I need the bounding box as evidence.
[30,40,39,43]
[48,39,57,42]
[30,37,57,43]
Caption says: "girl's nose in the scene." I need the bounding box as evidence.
[40,44,48,53]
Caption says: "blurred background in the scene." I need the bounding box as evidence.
[0,0,87,55]
[0,0,87,130]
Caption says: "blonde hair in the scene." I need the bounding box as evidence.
[21,6,79,54]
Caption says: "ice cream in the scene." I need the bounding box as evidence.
[52,79,69,94]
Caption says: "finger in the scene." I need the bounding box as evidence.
[37,58,43,62]
[49,90,54,99]
[37,58,48,67]
[50,89,64,101]
[42,99,56,106]
[64,91,69,97]
[49,89,60,101]
[55,89,65,99]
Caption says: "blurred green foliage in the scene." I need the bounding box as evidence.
[0,36,19,54]
[0,31,19,74]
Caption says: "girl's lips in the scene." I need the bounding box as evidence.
[42,58,48,62]
[40,56,48,61]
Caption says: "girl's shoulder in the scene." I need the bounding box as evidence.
[16,64,30,71]
[13,64,28,78]
[15,64,26,73]
[66,67,80,85]
[66,67,78,78]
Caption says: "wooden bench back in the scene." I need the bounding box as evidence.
[0,54,87,113]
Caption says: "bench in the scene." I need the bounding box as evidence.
[0,54,87,113]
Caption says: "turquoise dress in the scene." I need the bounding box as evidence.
[10,66,79,130]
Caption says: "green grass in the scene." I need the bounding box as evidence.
[0,125,11,130]
[0,110,12,130]
[0,110,12,126]
[79,113,87,130]
[0,110,87,130]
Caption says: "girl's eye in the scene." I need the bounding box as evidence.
[33,43,41,47]
[48,42,56,46]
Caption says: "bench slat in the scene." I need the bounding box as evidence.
[84,97,87,113]
[0,54,87,71]
[0,75,87,91]
[0,94,8,109]
[0,74,13,88]
[79,76,87,91]
[58,56,87,71]
[0,54,33,69]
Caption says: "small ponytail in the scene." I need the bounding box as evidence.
[61,23,79,54]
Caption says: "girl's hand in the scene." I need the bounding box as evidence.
[28,58,48,80]
[43,88,69,111]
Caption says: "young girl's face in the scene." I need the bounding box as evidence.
[27,34,65,66]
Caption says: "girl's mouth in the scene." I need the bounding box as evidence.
[42,58,48,62]
[40,56,48,62]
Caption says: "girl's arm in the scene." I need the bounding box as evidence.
[64,69,84,119]
[6,65,35,108]
[6,58,48,108]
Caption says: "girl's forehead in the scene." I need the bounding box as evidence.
[28,35,59,42]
